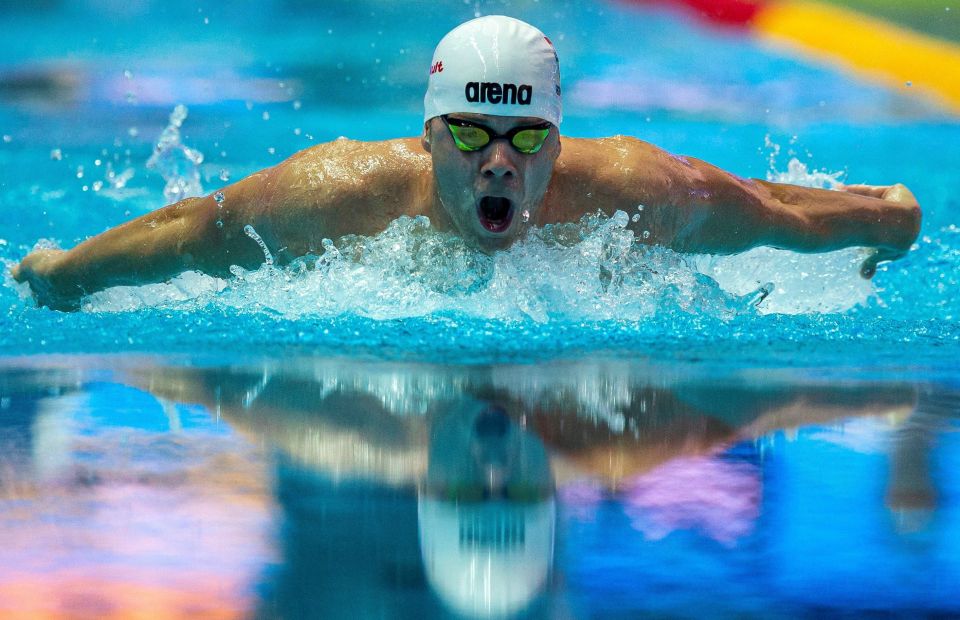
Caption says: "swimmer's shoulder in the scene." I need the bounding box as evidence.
[262,137,432,240]
[552,135,668,195]
[556,135,667,175]
[546,135,687,221]
[266,137,430,204]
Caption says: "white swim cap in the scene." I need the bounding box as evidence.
[424,15,562,127]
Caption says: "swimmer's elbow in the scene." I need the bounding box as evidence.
[171,194,263,277]
[668,190,772,254]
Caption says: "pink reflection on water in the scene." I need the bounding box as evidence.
[0,430,276,618]
[558,479,606,521]
[622,455,760,547]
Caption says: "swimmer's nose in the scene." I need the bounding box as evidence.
[480,141,517,178]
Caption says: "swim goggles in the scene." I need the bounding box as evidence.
[441,115,551,154]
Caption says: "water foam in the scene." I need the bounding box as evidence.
[81,212,762,321]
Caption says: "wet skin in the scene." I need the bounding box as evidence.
[13,114,921,310]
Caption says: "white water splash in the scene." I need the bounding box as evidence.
[81,212,765,320]
[695,154,872,314]
[146,105,204,204]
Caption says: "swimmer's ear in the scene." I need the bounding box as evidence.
[421,122,432,153]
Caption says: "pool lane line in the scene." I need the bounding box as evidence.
[752,0,960,113]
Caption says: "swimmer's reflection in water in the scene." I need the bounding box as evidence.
[418,402,556,618]
[108,359,946,616]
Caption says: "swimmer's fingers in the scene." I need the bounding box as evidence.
[12,249,80,311]
[840,183,919,207]
[838,183,891,199]
[859,247,908,279]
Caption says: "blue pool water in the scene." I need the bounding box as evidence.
[2,0,960,616]
[1,0,959,365]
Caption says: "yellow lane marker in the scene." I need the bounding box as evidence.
[753,0,960,112]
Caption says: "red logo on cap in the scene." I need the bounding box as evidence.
[430,60,444,75]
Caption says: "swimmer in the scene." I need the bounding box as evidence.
[12,16,921,311]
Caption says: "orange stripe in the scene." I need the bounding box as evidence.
[753,0,960,112]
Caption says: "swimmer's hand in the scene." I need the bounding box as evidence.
[11,249,81,311]
[839,183,921,279]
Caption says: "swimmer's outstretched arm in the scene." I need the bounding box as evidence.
[12,138,420,310]
[592,138,922,277]
[11,172,272,311]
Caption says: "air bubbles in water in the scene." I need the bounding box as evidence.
[50,149,62,161]
[214,191,225,228]
[219,169,230,182]
[522,209,530,222]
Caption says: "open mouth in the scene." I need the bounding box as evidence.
[477,196,515,233]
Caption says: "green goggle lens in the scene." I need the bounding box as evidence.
[449,124,491,150]
[510,128,550,153]
[444,116,550,155]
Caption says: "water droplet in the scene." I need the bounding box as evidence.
[50,148,62,160]
[631,213,640,223]
[214,191,225,205]
[126,92,137,103]
[216,220,224,228]
[293,100,302,110]
[267,147,276,155]
[1,135,11,143]
[905,81,913,87]
[262,111,270,121]
[203,16,209,24]
[94,159,102,166]
[219,169,230,182]
[128,127,138,137]
[642,230,651,239]
[522,209,530,222]
[123,69,133,79]
[76,165,84,179]
[92,180,103,191]
[293,127,302,136]
[636,204,644,211]
[244,224,274,266]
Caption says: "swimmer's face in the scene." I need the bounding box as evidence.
[423,113,560,252]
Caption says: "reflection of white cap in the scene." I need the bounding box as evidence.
[418,498,555,618]
[424,16,562,126]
